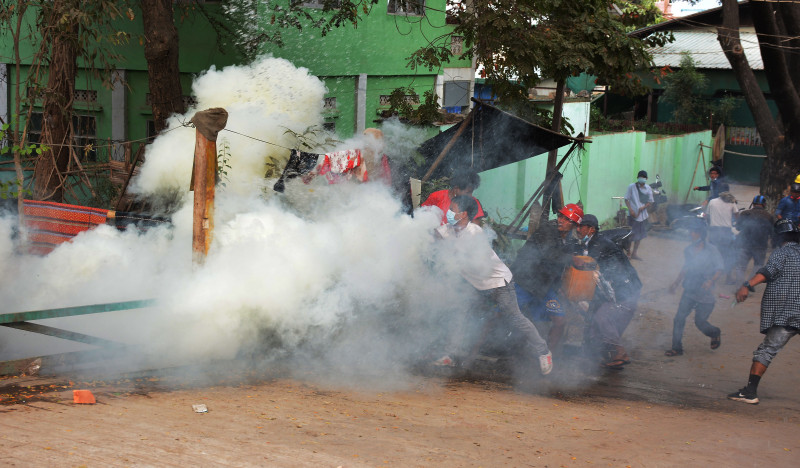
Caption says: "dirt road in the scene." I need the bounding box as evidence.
[2,227,799,467]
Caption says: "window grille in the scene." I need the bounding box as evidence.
[323,97,337,110]
[27,112,98,162]
[450,36,464,55]
[379,94,420,106]
[388,0,424,16]
[726,127,762,146]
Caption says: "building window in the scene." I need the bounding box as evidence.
[323,122,336,132]
[323,97,337,110]
[388,0,424,16]
[450,36,464,55]
[145,93,198,109]
[146,120,157,141]
[443,81,470,108]
[379,94,420,106]
[27,88,97,103]
[27,112,98,162]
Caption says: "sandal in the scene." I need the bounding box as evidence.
[711,334,721,350]
[664,349,683,357]
[604,359,627,368]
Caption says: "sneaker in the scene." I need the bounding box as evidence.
[727,387,759,405]
[539,351,553,375]
[432,355,455,367]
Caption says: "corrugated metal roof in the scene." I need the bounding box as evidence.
[648,30,763,70]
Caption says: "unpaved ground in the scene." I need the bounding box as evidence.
[3,204,800,467]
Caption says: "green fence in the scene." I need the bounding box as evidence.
[474,130,713,227]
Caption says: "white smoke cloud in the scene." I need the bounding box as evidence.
[130,55,328,197]
[0,56,499,388]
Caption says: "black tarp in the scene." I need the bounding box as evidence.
[416,100,582,180]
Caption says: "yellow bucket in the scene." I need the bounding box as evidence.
[562,255,598,302]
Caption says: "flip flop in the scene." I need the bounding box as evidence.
[604,359,627,368]
[711,334,722,350]
[664,349,683,357]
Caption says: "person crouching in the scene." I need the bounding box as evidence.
[576,214,643,368]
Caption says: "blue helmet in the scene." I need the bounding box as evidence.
[752,195,766,205]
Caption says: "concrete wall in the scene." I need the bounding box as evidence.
[473,130,712,227]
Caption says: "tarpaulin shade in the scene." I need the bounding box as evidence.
[416,100,580,180]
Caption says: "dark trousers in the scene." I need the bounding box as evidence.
[709,226,735,276]
[588,296,639,348]
[734,246,767,282]
[671,293,720,351]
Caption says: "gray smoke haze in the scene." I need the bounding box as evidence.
[0,56,502,390]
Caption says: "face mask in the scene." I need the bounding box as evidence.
[637,178,646,184]
[446,209,460,226]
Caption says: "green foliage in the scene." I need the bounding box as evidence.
[217,137,232,187]
[661,53,742,128]
[224,0,380,58]
[660,54,708,124]
[411,0,672,105]
[493,95,575,136]
[0,122,41,199]
[413,90,441,126]
[383,88,442,126]
[282,125,341,152]
[0,179,31,200]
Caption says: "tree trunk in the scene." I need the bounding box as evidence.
[33,0,78,202]
[141,0,185,134]
[717,0,800,201]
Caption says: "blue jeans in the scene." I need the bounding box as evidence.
[672,293,720,351]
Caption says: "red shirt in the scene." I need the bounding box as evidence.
[421,190,486,225]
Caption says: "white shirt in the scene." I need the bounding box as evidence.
[435,222,513,291]
[625,182,654,222]
[707,197,737,229]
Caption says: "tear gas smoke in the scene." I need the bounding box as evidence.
[0,56,496,390]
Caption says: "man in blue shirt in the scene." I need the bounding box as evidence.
[775,182,800,224]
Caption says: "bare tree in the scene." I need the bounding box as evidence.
[718,0,800,199]
[141,0,185,134]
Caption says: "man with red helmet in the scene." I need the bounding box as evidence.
[510,203,583,351]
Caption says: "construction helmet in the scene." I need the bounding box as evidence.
[774,218,798,235]
[752,195,766,205]
[794,174,800,184]
[558,203,584,224]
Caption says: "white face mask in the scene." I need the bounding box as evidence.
[637,177,647,184]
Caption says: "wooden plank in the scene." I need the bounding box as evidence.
[0,299,156,325]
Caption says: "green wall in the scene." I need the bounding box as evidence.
[473,131,712,227]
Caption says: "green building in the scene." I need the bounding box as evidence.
[1,0,471,181]
[257,0,473,137]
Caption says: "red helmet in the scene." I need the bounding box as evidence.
[558,203,583,224]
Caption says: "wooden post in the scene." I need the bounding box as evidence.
[189,108,228,264]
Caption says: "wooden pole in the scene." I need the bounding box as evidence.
[189,108,228,264]
[420,107,476,182]
[192,130,217,264]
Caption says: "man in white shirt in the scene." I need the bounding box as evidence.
[624,170,654,260]
[435,195,553,375]
[707,191,739,284]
